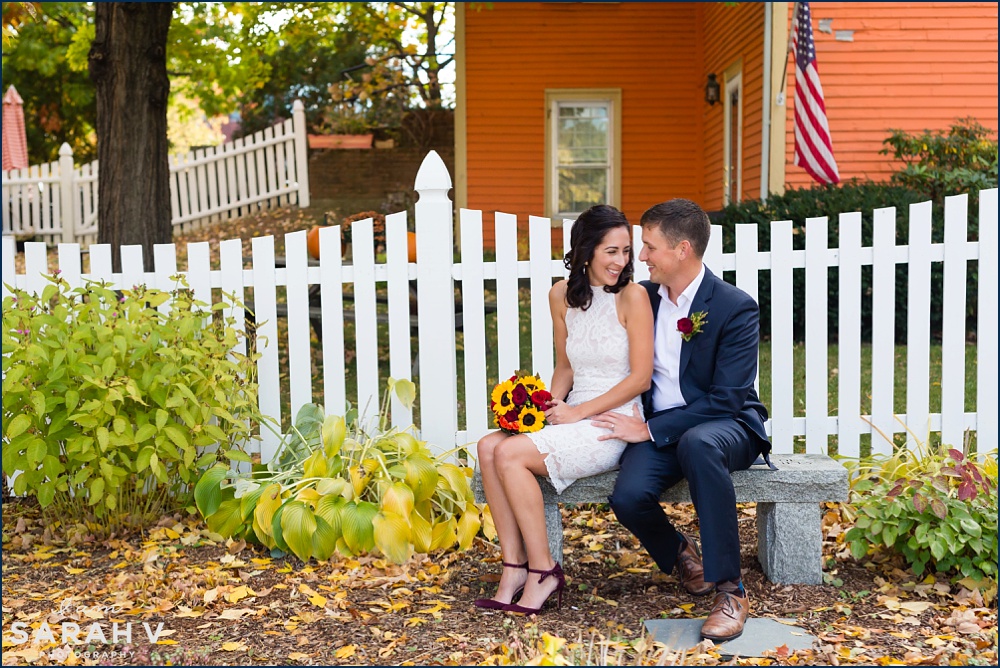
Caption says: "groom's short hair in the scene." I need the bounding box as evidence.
[640,199,711,258]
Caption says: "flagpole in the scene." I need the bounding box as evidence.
[777,2,799,105]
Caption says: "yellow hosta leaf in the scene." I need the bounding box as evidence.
[481,503,497,541]
[373,511,413,564]
[349,465,371,498]
[316,477,349,498]
[381,482,415,518]
[410,509,432,554]
[303,450,328,479]
[430,516,457,551]
[456,510,481,551]
[254,483,283,538]
[335,645,356,659]
[404,454,439,502]
[322,414,346,457]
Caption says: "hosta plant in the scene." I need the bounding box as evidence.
[843,430,998,583]
[195,378,483,564]
[2,275,265,536]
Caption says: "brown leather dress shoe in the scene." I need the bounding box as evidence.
[675,533,713,596]
[700,591,750,642]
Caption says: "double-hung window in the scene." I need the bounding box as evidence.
[545,90,621,220]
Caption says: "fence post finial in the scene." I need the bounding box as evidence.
[414,150,457,456]
[58,143,76,245]
[291,99,311,209]
[414,150,452,200]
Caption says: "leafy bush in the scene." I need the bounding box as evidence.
[882,117,998,207]
[2,276,267,536]
[194,378,483,564]
[843,436,998,583]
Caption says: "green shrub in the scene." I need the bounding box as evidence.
[194,378,484,564]
[843,439,998,583]
[882,117,998,207]
[2,275,267,536]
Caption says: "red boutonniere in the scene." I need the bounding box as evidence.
[677,311,708,342]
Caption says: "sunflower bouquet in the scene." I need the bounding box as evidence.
[490,371,553,435]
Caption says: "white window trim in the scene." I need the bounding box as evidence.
[723,71,743,205]
[544,89,622,221]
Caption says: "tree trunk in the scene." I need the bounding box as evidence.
[89,2,173,272]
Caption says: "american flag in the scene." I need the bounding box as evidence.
[792,1,840,184]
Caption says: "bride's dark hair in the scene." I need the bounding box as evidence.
[562,204,633,310]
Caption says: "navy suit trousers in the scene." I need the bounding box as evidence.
[609,418,761,584]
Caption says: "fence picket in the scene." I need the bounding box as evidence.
[186,242,212,309]
[195,148,210,222]
[275,121,291,207]
[120,245,145,292]
[705,224,724,275]
[735,224,760,393]
[905,202,933,449]
[804,217,829,454]
[352,219,380,428]
[528,216,554,383]
[263,126,278,209]
[977,189,998,457]
[89,244,113,284]
[247,131,263,210]
[631,224,649,282]
[57,244,82,290]
[870,207,896,454]
[770,221,795,453]
[205,145,221,225]
[495,212,521,377]
[251,235,281,461]
[24,242,48,296]
[285,230,313,415]
[385,212,413,429]
[319,226,347,415]
[940,194,968,449]
[837,212,863,458]
[219,238,246,358]
[234,137,249,216]
[460,208,489,447]
[154,244,178,314]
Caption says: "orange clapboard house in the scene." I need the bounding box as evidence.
[454,2,999,246]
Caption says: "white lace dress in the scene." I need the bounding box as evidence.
[525,285,642,494]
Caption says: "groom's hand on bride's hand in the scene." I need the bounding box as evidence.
[592,404,650,443]
[544,399,579,425]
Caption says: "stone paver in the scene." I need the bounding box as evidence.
[644,617,816,657]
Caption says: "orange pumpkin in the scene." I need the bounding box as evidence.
[407,231,417,262]
[307,225,327,260]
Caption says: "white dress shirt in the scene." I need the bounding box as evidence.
[650,264,706,413]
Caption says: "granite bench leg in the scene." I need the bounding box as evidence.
[756,502,823,585]
[544,498,564,565]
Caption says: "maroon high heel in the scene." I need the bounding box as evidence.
[473,561,529,610]
[502,562,566,614]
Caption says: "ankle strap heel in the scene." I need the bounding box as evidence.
[502,562,566,614]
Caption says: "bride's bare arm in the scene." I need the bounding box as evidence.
[548,281,573,401]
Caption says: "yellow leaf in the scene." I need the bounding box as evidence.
[898,600,934,614]
[226,585,256,603]
[221,641,247,651]
[64,567,86,575]
[288,652,311,661]
[335,645,357,659]
[156,639,178,645]
[679,603,696,613]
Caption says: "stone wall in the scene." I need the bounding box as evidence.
[307,109,454,211]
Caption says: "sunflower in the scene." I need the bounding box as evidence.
[491,380,515,409]
[518,406,545,433]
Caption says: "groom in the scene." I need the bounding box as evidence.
[593,198,771,642]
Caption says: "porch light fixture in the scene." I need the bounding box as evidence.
[705,74,720,105]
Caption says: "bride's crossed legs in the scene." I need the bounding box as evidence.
[477,430,562,610]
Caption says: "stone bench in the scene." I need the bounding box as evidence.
[472,453,848,585]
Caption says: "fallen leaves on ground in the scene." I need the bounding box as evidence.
[2,500,996,666]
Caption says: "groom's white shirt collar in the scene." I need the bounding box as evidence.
[657,263,706,309]
[651,263,706,413]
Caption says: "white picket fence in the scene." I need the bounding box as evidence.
[2,152,996,464]
[1,101,310,246]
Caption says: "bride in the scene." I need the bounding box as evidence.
[473,204,653,614]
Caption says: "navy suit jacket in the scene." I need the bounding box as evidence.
[641,267,771,455]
